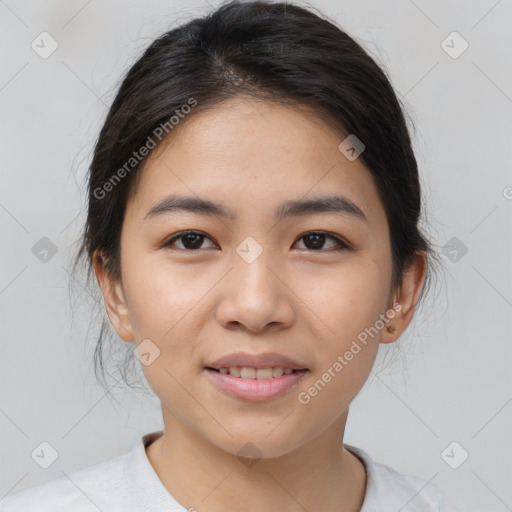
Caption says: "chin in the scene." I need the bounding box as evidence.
[206,425,306,461]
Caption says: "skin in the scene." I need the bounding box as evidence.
[93,95,427,512]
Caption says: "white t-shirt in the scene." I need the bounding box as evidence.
[0,430,459,511]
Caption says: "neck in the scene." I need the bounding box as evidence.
[146,408,366,512]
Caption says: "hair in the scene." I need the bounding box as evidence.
[69,0,444,394]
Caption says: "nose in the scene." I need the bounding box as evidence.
[215,251,295,333]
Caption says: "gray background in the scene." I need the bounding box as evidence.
[1,0,511,509]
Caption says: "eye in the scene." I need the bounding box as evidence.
[293,231,349,252]
[163,231,217,251]
[162,230,350,252]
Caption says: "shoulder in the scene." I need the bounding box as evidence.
[345,444,460,511]
[0,452,129,512]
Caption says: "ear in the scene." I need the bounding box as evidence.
[92,250,135,342]
[380,251,427,344]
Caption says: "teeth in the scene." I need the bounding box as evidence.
[256,368,274,379]
[229,367,241,377]
[272,367,283,378]
[216,367,299,379]
[240,367,257,379]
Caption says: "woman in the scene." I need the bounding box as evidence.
[1,1,458,510]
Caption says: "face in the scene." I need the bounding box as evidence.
[95,96,422,458]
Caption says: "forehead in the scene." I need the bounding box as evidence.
[125,96,386,229]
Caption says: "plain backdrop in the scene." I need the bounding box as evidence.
[1,0,511,509]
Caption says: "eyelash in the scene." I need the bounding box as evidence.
[162,230,350,253]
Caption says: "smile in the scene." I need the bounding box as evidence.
[207,366,300,379]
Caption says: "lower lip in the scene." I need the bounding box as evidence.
[205,368,308,402]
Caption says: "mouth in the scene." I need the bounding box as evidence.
[204,366,309,402]
[205,366,308,379]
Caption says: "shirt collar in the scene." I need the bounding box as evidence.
[124,431,375,510]
[123,429,185,511]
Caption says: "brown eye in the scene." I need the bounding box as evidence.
[164,231,216,250]
[294,231,349,252]
[162,230,349,252]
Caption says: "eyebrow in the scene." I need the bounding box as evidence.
[143,194,368,224]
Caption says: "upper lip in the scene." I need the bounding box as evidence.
[206,352,308,370]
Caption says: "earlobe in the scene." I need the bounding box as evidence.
[380,251,427,344]
[92,250,135,342]
[380,300,402,344]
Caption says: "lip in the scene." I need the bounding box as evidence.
[205,367,309,402]
[206,351,308,371]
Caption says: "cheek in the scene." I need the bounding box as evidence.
[121,255,214,385]
[296,268,386,418]
[295,257,387,396]
[122,254,210,339]
[295,256,389,342]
